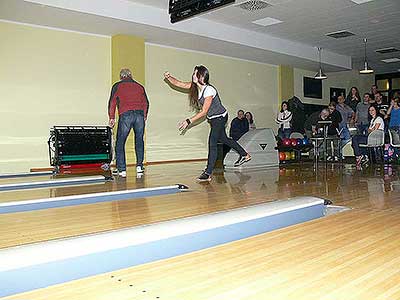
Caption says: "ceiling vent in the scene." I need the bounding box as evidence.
[325,30,355,39]
[375,47,400,54]
[237,0,271,11]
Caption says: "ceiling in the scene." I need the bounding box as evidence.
[1,0,399,74]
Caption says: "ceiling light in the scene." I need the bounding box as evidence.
[381,58,400,63]
[252,17,282,27]
[350,0,374,4]
[360,38,374,74]
[315,47,327,80]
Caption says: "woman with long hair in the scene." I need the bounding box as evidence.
[351,105,384,166]
[275,101,292,139]
[164,65,251,182]
[245,111,256,130]
[346,86,361,111]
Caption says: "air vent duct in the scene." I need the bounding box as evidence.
[237,0,271,11]
[326,30,355,39]
[376,47,400,54]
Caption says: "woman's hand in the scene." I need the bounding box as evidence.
[178,119,190,131]
[164,71,171,80]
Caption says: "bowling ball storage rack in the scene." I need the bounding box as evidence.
[48,126,112,172]
[276,138,313,164]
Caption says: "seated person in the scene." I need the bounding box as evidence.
[230,109,249,141]
[245,111,256,130]
[351,105,384,166]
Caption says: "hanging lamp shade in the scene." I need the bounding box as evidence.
[315,68,328,80]
[360,38,374,74]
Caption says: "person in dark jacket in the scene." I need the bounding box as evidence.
[229,110,249,141]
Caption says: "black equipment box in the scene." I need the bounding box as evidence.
[48,126,112,166]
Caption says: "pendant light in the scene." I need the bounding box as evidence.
[359,38,374,74]
[315,47,327,80]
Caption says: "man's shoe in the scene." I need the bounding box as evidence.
[119,171,126,178]
[136,166,144,174]
[361,155,369,165]
[197,171,211,182]
[234,154,251,167]
[112,169,119,176]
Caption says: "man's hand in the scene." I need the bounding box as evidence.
[164,71,171,80]
[109,119,115,128]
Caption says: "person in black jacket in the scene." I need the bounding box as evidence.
[229,110,249,141]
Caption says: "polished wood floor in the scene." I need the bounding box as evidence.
[2,162,400,299]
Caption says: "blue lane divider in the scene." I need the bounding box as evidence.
[0,175,108,192]
[0,171,54,179]
[0,200,324,297]
[0,185,183,214]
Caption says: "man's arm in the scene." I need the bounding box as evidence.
[108,83,119,127]
[143,89,149,120]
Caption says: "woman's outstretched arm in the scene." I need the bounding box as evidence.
[164,71,192,89]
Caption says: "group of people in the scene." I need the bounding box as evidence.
[296,84,400,166]
[229,110,256,141]
[108,66,252,182]
[108,66,399,179]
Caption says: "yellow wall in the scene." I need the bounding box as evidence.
[278,65,294,102]
[111,35,145,165]
[145,44,279,162]
[0,21,111,172]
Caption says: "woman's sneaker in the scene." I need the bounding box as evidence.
[234,154,251,167]
[119,171,126,178]
[112,169,119,176]
[197,171,211,182]
[136,166,144,174]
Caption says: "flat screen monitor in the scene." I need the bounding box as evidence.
[304,76,322,99]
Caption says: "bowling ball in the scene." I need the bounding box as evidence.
[291,138,297,147]
[302,138,309,145]
[283,138,291,147]
[291,152,296,160]
[285,152,291,160]
[296,138,303,146]
[279,152,286,161]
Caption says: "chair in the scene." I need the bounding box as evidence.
[388,129,400,148]
[359,130,385,162]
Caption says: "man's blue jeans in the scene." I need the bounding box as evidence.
[115,110,145,171]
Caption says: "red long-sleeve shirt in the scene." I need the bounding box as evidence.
[108,78,149,119]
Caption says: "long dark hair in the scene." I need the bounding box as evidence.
[188,65,210,111]
[347,86,360,101]
[245,111,254,124]
[280,101,289,113]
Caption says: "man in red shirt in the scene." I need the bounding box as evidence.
[108,68,149,177]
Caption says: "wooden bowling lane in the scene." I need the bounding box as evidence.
[5,208,400,300]
[2,162,400,250]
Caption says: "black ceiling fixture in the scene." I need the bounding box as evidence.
[169,0,235,23]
